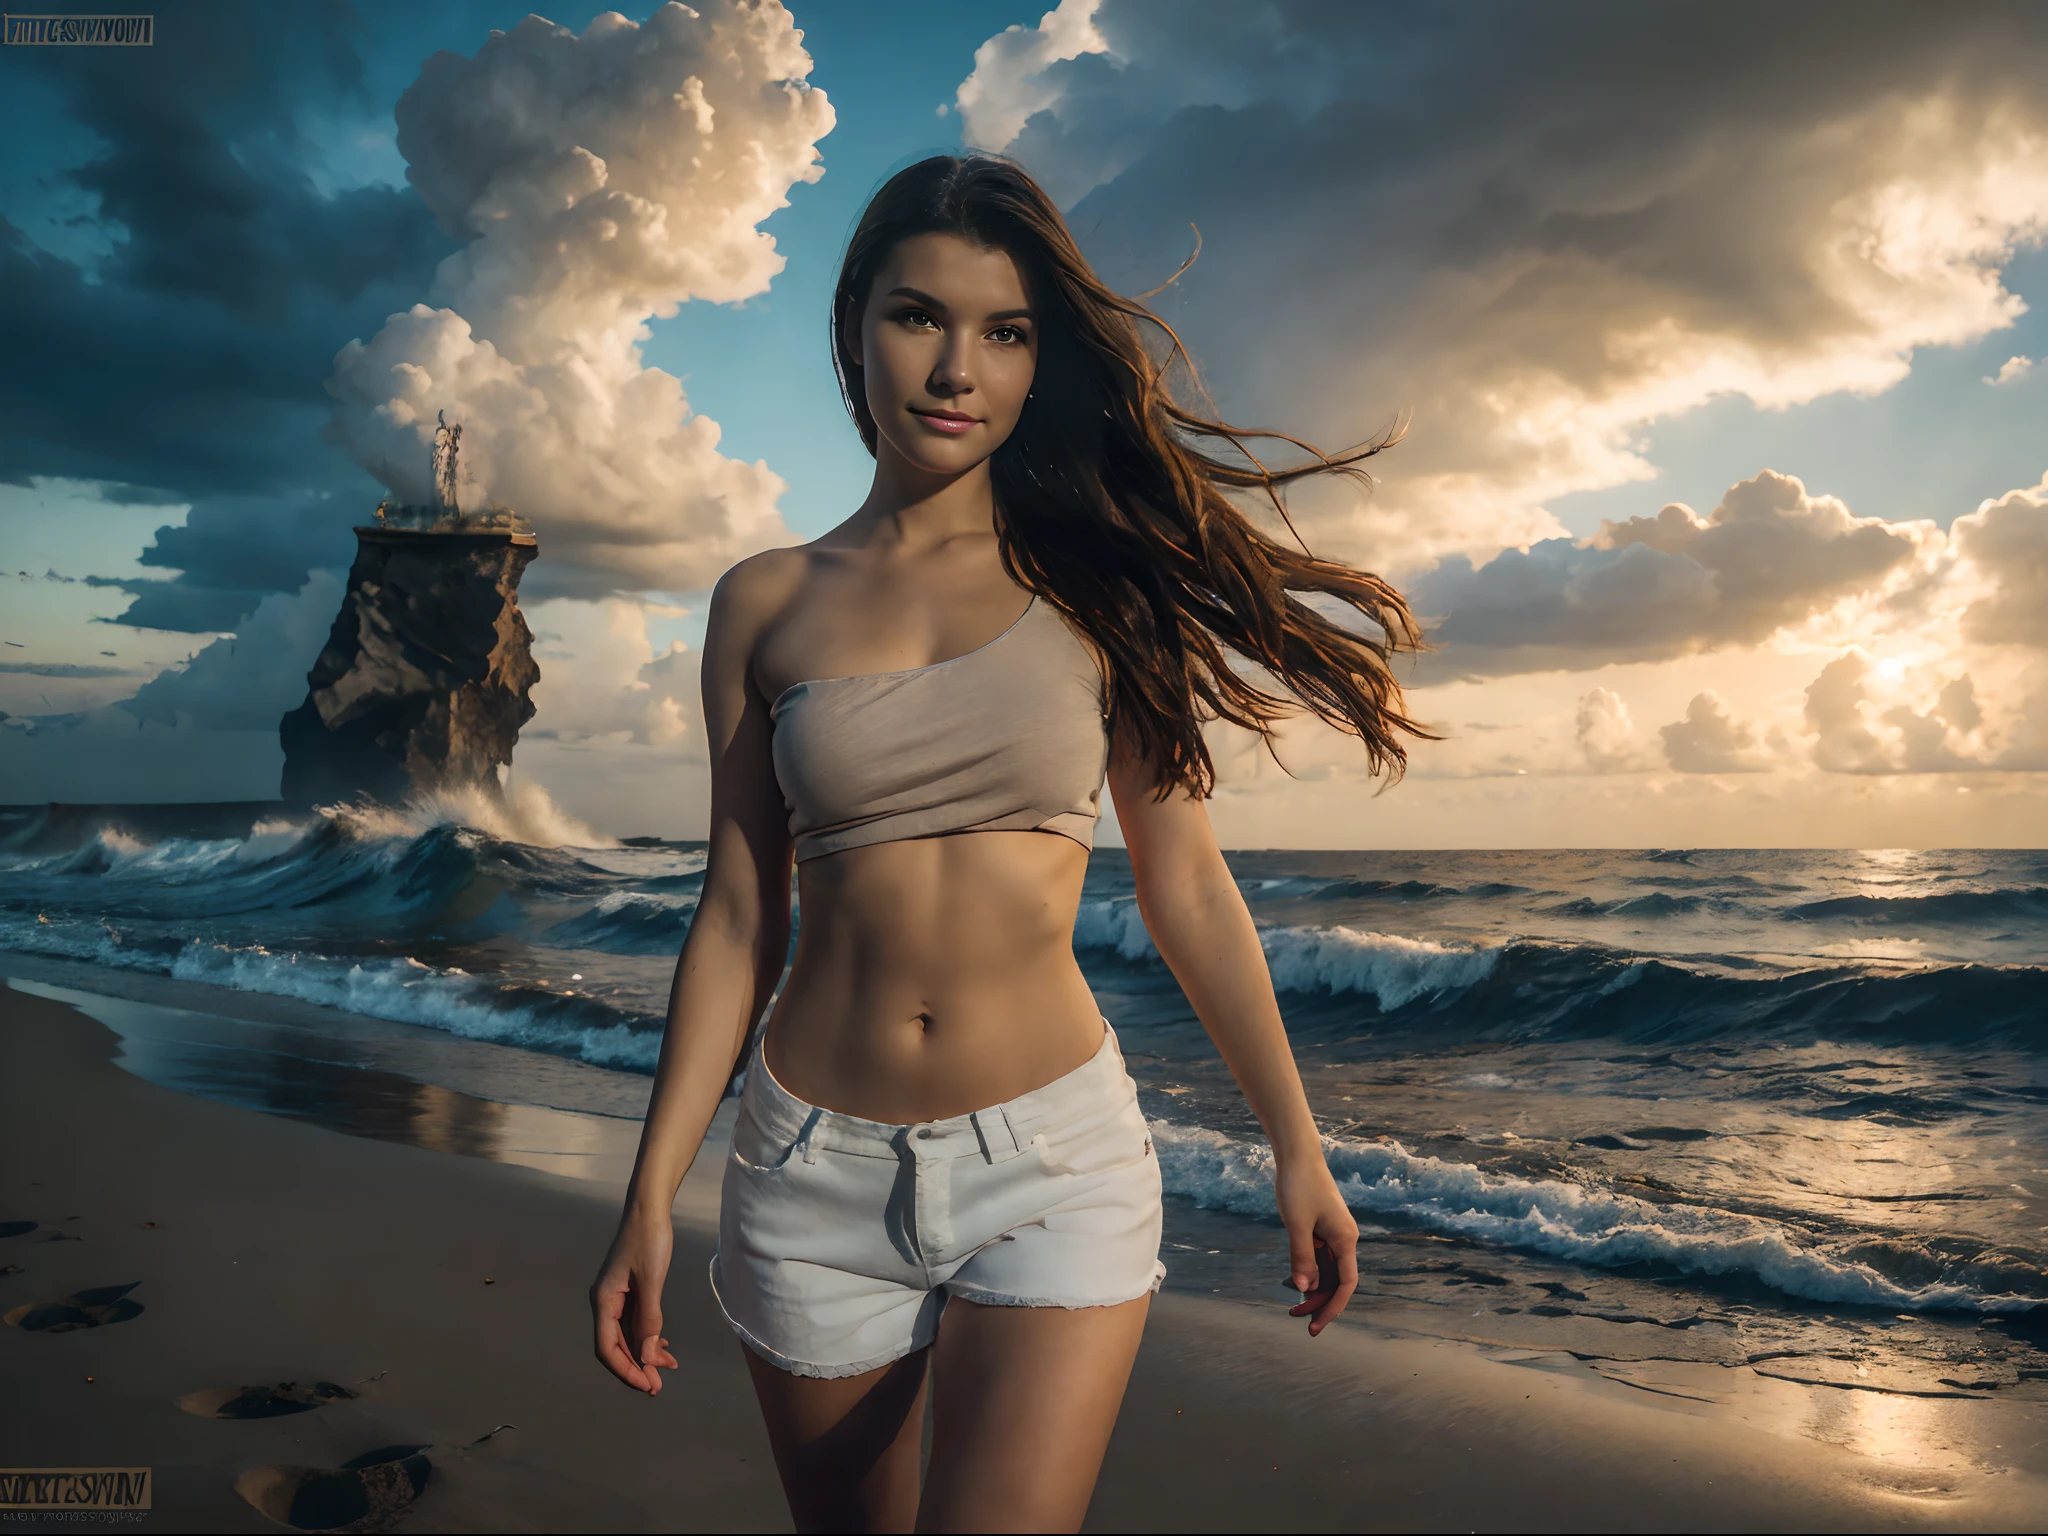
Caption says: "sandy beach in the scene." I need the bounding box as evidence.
[4,966,2046,1533]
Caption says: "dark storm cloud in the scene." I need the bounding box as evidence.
[0,662,134,678]
[69,489,361,632]
[0,0,458,631]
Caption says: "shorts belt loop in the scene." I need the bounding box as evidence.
[1000,1103,1025,1160]
[796,1106,824,1164]
[970,1106,1023,1164]
[1101,1016,1120,1063]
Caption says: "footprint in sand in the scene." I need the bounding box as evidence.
[1,1224,84,1244]
[4,1281,144,1333]
[235,1445,431,1533]
[179,1381,358,1420]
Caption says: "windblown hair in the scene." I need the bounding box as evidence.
[832,154,1431,797]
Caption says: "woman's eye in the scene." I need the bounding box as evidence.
[989,325,1027,345]
[898,308,937,329]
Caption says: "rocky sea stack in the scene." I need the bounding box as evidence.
[279,414,541,808]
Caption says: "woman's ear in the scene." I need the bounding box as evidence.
[841,302,864,369]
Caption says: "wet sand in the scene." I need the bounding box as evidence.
[4,971,2044,1533]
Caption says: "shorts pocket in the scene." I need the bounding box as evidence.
[729,1100,806,1174]
[1031,1093,1154,1178]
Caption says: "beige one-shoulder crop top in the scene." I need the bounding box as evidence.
[770,596,1109,863]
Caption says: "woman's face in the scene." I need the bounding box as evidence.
[852,232,1039,477]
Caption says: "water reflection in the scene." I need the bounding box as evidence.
[9,979,645,1185]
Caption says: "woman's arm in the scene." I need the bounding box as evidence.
[591,560,796,1393]
[1108,752,1359,1334]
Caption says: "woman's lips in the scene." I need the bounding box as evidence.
[910,408,980,435]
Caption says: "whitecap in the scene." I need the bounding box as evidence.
[1150,1121,2044,1314]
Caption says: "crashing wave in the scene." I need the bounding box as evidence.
[321,780,614,850]
[1074,898,1501,1009]
[1151,1121,2045,1314]
[0,918,660,1072]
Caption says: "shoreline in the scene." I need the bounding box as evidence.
[4,963,2046,1531]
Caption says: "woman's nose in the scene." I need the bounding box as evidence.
[928,342,974,397]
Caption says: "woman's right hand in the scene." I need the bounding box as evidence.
[591,1207,679,1394]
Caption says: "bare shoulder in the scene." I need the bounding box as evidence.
[712,546,811,621]
[705,546,814,654]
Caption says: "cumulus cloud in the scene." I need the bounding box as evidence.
[1807,654,1909,773]
[1951,474,2048,647]
[1800,652,1998,774]
[0,567,345,795]
[1661,692,1772,774]
[1575,687,1643,771]
[122,569,345,731]
[955,0,1109,154]
[1409,470,1927,675]
[524,598,705,752]
[957,0,2048,573]
[1984,355,2036,386]
[326,4,835,597]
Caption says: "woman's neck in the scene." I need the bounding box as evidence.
[854,443,997,553]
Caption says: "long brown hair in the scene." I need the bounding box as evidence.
[832,154,1430,797]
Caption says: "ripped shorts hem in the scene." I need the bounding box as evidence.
[944,1260,1166,1311]
[709,1253,939,1381]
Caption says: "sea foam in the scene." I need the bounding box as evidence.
[1074,897,1500,1009]
[0,919,661,1072]
[1151,1121,2044,1314]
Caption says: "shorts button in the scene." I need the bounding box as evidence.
[916,1127,933,1140]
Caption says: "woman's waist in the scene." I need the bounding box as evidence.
[743,1019,1136,1160]
[763,962,1107,1122]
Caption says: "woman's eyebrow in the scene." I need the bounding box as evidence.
[887,285,1034,323]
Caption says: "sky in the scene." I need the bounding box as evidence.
[2,0,2046,848]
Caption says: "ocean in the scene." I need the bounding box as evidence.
[5,797,2046,1398]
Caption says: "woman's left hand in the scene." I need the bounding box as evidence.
[1275,1156,1359,1335]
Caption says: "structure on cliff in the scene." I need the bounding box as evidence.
[279,415,541,807]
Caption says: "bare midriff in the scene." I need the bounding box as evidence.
[762,829,1106,1123]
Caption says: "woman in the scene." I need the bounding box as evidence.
[591,154,1427,1533]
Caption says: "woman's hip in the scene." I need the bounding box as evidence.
[720,1022,1162,1275]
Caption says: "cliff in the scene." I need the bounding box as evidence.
[279,525,540,808]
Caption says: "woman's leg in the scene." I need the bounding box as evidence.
[915,1294,1150,1534]
[744,1344,931,1534]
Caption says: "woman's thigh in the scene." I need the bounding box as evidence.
[917,1294,1151,1535]
[744,1344,930,1535]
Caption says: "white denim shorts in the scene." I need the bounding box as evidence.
[709,1025,1166,1379]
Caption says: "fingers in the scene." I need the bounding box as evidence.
[637,1330,673,1371]
[636,1332,667,1394]
[598,1329,652,1391]
[592,1284,653,1392]
[1285,1223,1361,1334]
[1286,1238,1335,1319]
[1286,1220,1318,1294]
[633,1303,668,1395]
[1309,1229,1359,1336]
